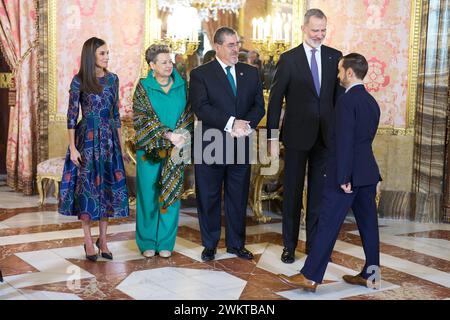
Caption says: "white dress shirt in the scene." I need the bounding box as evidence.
[216,56,237,86]
[215,57,238,132]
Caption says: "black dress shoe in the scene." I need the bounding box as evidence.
[201,248,216,261]
[83,244,98,262]
[95,238,113,260]
[226,247,254,260]
[281,248,295,264]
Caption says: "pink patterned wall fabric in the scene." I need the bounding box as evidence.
[56,0,145,117]
[1,0,39,195]
[308,0,411,128]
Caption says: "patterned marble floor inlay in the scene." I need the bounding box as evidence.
[0,188,449,300]
[117,267,247,300]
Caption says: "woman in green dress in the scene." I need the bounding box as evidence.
[133,44,193,258]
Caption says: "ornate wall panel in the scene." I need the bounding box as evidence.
[307,0,421,135]
[48,0,149,122]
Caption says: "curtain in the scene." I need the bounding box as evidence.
[413,0,449,222]
[0,0,39,195]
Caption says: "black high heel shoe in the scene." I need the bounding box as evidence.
[83,244,98,262]
[96,238,113,260]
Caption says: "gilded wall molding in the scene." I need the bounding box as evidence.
[48,0,62,122]
[292,0,307,46]
[377,127,415,136]
[405,0,422,133]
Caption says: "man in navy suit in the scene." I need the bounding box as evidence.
[278,53,381,292]
[189,27,265,262]
[266,9,343,263]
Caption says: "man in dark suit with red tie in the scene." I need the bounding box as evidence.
[278,53,382,292]
[266,9,343,263]
[189,27,265,262]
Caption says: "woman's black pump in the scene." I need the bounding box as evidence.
[83,244,98,262]
[96,238,113,260]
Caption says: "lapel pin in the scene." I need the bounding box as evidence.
[240,72,243,76]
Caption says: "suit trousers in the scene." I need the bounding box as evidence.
[282,134,328,252]
[195,163,251,249]
[300,183,380,283]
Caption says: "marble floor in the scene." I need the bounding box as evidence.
[0,185,449,300]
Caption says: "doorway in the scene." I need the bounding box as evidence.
[0,53,12,176]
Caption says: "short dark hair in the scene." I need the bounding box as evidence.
[340,53,369,80]
[213,27,237,44]
[304,8,327,24]
[145,44,170,65]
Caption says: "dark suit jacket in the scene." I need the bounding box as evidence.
[266,44,343,150]
[189,60,265,163]
[327,84,381,187]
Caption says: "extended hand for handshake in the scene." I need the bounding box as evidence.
[231,119,252,138]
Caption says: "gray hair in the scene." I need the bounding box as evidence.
[304,8,327,25]
[213,26,237,44]
[145,44,170,65]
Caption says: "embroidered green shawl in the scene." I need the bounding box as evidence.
[133,82,193,212]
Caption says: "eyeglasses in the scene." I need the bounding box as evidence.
[221,42,241,50]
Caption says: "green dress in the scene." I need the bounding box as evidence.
[135,69,186,253]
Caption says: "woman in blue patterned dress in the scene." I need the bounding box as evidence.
[59,37,129,262]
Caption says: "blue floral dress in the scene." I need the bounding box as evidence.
[58,73,129,220]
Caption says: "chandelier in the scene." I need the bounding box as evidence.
[157,0,246,21]
[151,5,200,56]
[251,13,292,62]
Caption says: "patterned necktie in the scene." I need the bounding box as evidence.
[310,48,320,96]
[225,66,237,96]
